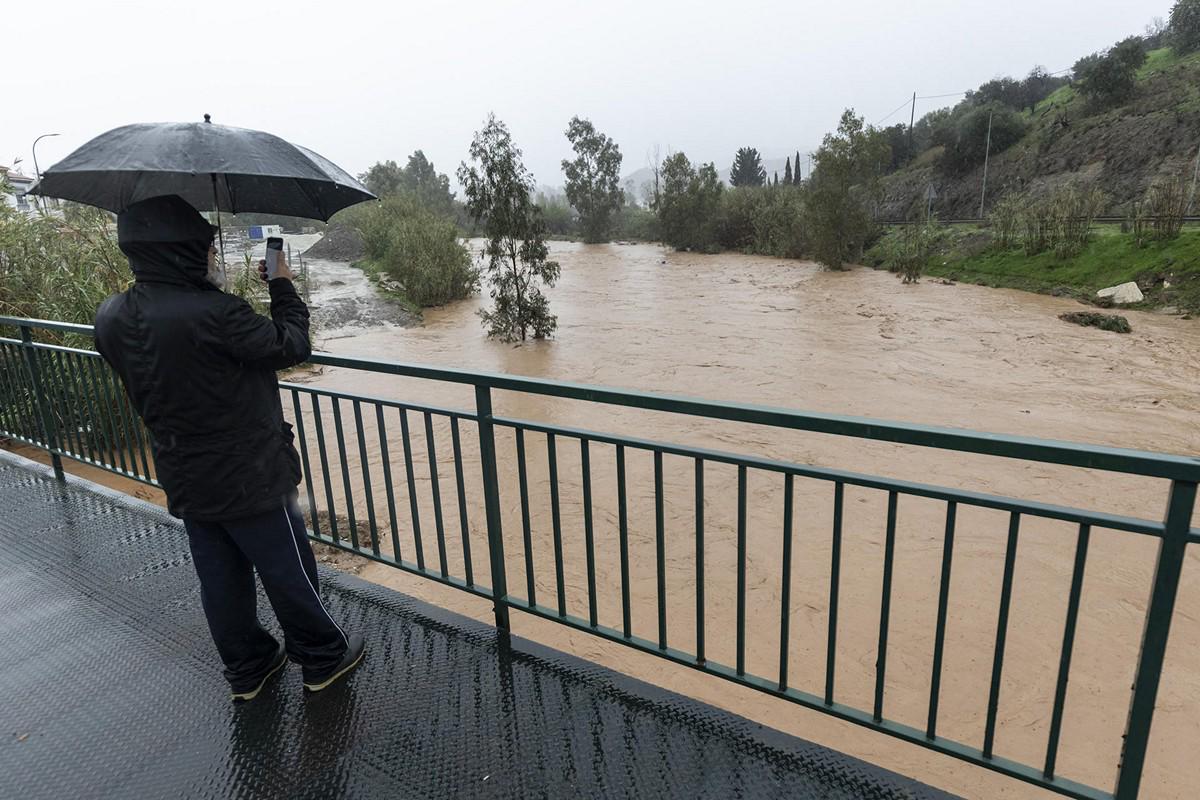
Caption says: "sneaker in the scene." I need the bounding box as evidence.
[303,634,365,693]
[231,645,288,702]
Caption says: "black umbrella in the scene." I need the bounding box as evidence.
[29,115,374,221]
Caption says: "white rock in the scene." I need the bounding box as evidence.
[1096,282,1144,304]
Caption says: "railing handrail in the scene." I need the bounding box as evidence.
[4,313,1198,800]
[5,314,1198,483]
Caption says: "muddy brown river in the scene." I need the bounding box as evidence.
[276,240,1200,800]
[43,239,1200,799]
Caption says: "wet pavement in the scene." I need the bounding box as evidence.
[0,450,958,800]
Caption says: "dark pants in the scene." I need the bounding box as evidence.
[183,495,347,687]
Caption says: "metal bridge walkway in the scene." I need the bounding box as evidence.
[0,451,956,799]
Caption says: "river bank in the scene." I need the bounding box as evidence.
[867,225,1200,316]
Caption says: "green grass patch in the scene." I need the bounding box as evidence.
[933,230,1195,287]
[870,225,1200,313]
[1035,84,1076,114]
[1139,47,1180,77]
[1137,47,1200,79]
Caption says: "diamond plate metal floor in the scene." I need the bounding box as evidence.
[0,450,959,800]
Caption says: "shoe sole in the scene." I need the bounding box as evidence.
[303,648,365,693]
[231,651,288,702]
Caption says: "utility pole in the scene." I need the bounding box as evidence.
[907,92,917,162]
[978,110,994,219]
[1189,142,1200,215]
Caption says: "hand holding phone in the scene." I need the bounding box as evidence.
[264,237,285,280]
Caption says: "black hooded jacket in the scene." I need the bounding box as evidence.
[94,195,310,521]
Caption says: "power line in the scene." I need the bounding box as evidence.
[911,66,1072,104]
[874,64,1076,131]
[875,98,916,125]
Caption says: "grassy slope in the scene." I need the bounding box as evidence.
[868,47,1200,312]
[867,226,1200,313]
[879,48,1200,219]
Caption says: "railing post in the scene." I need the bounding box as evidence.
[474,385,510,633]
[19,325,64,481]
[1114,479,1197,799]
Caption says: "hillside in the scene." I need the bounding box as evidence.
[879,48,1200,219]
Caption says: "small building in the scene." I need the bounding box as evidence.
[247,224,283,241]
[0,165,36,213]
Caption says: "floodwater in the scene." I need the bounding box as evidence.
[239,239,1200,798]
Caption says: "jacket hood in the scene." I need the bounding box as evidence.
[117,195,217,289]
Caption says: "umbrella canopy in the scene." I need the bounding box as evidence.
[29,118,374,221]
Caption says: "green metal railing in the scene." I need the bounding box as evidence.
[2,314,1198,800]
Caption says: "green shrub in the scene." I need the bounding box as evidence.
[1013,185,1107,259]
[536,193,577,237]
[1131,176,1188,244]
[877,219,946,283]
[355,196,477,306]
[988,195,1023,250]
[0,200,126,343]
[0,201,138,459]
[611,205,659,241]
[715,187,759,252]
[1059,311,1132,333]
[751,185,808,258]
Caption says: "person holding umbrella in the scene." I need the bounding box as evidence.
[34,119,376,701]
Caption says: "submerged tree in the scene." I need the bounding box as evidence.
[561,116,625,243]
[807,109,890,269]
[729,147,766,187]
[457,115,560,342]
[657,152,723,251]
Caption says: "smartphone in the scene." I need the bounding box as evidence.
[265,237,284,280]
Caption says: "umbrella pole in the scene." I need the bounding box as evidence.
[211,174,227,286]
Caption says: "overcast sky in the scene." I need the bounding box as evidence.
[3,0,1170,195]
